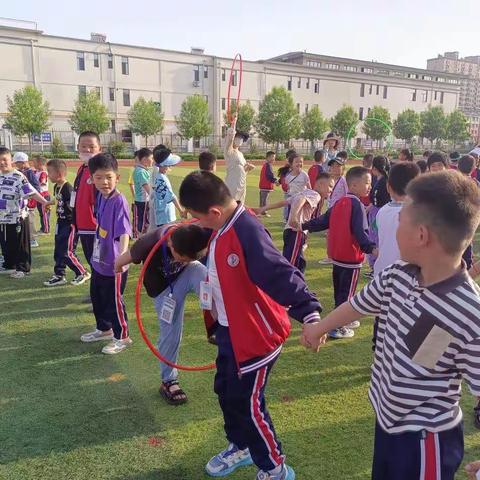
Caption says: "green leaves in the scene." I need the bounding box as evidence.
[362,106,392,142]
[224,100,256,133]
[302,106,329,144]
[393,109,420,143]
[330,105,358,141]
[69,90,110,135]
[128,98,164,144]
[446,110,470,146]
[176,95,212,140]
[420,106,447,143]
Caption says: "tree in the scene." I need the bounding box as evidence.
[420,106,447,146]
[446,109,470,148]
[255,86,301,151]
[128,97,164,146]
[362,106,392,147]
[176,95,212,143]
[224,100,256,133]
[330,105,358,146]
[6,85,50,153]
[301,106,330,153]
[69,90,110,135]
[393,109,421,145]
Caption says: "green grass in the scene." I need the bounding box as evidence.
[1,165,479,480]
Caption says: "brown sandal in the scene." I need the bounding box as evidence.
[160,380,188,405]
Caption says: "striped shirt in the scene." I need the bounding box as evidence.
[351,261,480,434]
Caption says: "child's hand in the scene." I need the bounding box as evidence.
[289,219,300,230]
[465,461,480,479]
[114,258,124,274]
[301,323,327,352]
[252,207,264,216]
[180,210,188,219]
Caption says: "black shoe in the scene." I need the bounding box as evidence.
[207,334,217,346]
[43,275,67,287]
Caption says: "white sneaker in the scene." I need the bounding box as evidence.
[102,337,132,355]
[30,240,39,248]
[318,258,333,265]
[71,271,91,286]
[346,321,361,329]
[11,271,27,279]
[80,329,113,343]
[43,275,68,287]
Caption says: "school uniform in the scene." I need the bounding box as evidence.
[307,163,325,189]
[258,162,276,207]
[35,170,50,233]
[132,165,151,236]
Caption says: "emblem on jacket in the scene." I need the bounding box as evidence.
[227,253,240,267]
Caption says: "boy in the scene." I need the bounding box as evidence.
[33,155,51,234]
[0,147,51,278]
[303,166,377,339]
[179,171,321,480]
[327,157,348,208]
[43,160,89,287]
[258,151,277,215]
[307,150,326,188]
[427,151,448,172]
[302,170,480,480]
[132,147,153,237]
[80,153,132,354]
[199,151,217,172]
[114,223,210,405]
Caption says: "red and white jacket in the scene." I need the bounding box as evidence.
[72,163,97,233]
[204,204,321,375]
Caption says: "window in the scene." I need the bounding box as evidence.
[305,104,309,113]
[325,63,340,70]
[109,88,115,102]
[296,103,300,112]
[95,86,101,98]
[93,53,99,68]
[111,120,116,134]
[306,78,310,89]
[361,67,373,74]
[376,85,380,95]
[359,107,364,120]
[222,69,226,81]
[422,75,432,81]
[193,65,200,82]
[287,76,292,91]
[412,89,417,101]
[204,65,208,79]
[204,95,208,103]
[434,91,438,101]
[77,52,85,71]
[221,98,226,110]
[360,83,365,97]
[297,77,301,88]
[383,86,388,99]
[107,54,113,69]
[422,90,428,102]
[78,85,86,97]
[440,92,444,104]
[369,84,373,95]
[344,65,357,72]
[121,56,129,75]
[231,70,237,87]
[123,89,130,107]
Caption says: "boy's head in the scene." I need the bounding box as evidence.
[397,171,480,264]
[315,172,334,198]
[88,153,119,197]
[449,151,461,166]
[458,155,475,176]
[399,148,414,162]
[427,152,447,172]
[362,154,374,169]
[137,147,153,168]
[416,159,428,174]
[336,150,348,161]
[423,150,432,160]
[168,224,211,262]
[179,171,235,230]
[328,157,345,177]
[46,159,67,183]
[346,166,371,197]
[233,131,249,149]
[314,150,326,164]
[78,131,101,163]
[0,147,12,173]
[33,155,47,170]
[387,162,420,199]
[13,152,29,171]
[199,151,217,172]
[154,147,181,172]
[266,151,276,163]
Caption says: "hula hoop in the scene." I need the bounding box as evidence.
[134,221,216,371]
[226,53,243,126]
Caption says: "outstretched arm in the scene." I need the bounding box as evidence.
[252,199,288,215]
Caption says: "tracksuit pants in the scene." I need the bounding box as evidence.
[133,201,149,237]
[214,326,284,472]
[332,264,360,307]
[259,189,272,208]
[90,269,129,340]
[37,197,51,233]
[67,226,94,268]
[282,229,306,273]
[54,222,87,277]
[0,218,31,272]
[372,421,463,480]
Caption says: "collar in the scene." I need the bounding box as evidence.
[217,202,245,238]
[404,262,469,294]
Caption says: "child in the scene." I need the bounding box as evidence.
[449,151,460,169]
[336,150,348,164]
[43,160,89,287]
[314,172,334,217]
[258,150,277,215]
[360,153,374,207]
[115,223,210,405]
[302,170,480,480]
[327,157,348,208]
[285,154,310,196]
[179,171,321,480]
[323,132,339,163]
[80,153,132,354]
[415,159,427,174]
[128,152,137,201]
[132,147,153,237]
[308,149,326,188]
[427,151,448,172]
[278,149,296,221]
[303,166,376,339]
[33,155,51,234]
[398,148,414,162]
[199,151,217,172]
[151,148,186,227]
[0,147,50,278]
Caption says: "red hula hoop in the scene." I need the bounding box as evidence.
[226,53,243,126]
[134,220,216,371]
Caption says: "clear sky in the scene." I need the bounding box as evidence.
[1,0,477,68]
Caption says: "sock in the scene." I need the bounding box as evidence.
[268,464,283,476]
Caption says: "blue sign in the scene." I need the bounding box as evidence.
[32,132,52,142]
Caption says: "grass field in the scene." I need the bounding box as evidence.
[1,165,479,480]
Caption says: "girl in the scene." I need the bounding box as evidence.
[398,148,414,162]
[278,149,296,222]
[285,154,311,196]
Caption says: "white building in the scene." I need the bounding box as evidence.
[0,19,462,149]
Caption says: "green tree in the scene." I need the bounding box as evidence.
[446,109,470,148]
[363,106,392,147]
[6,85,50,153]
[420,106,447,146]
[176,95,212,143]
[255,86,301,151]
[224,100,256,133]
[393,109,421,145]
[330,105,358,146]
[128,97,164,146]
[301,106,330,154]
[69,90,110,135]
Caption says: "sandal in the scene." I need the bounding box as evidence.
[474,402,480,429]
[160,380,188,406]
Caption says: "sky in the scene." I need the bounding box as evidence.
[1,0,478,68]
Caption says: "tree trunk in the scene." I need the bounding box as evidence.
[28,135,32,155]
[145,135,148,147]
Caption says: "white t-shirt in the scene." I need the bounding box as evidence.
[285,170,310,196]
[0,170,36,224]
[374,201,404,276]
[286,189,320,231]
[224,128,247,203]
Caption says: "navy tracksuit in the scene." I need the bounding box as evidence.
[54,221,87,277]
[282,229,306,273]
[133,201,149,236]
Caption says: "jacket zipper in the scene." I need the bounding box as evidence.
[255,303,273,335]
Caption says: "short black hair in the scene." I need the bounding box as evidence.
[154,148,172,165]
[427,151,447,169]
[266,151,276,158]
[458,155,475,175]
[372,155,390,177]
[362,154,374,168]
[199,151,217,171]
[171,224,211,260]
[314,150,326,162]
[46,159,67,174]
[407,170,480,255]
[423,150,432,158]
[88,153,118,175]
[400,148,414,161]
[346,166,369,186]
[316,171,331,182]
[0,146,11,156]
[79,131,101,144]
[416,159,428,173]
[137,148,152,161]
[152,144,166,155]
[388,162,420,196]
[285,149,297,161]
[179,171,232,213]
[336,150,348,160]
